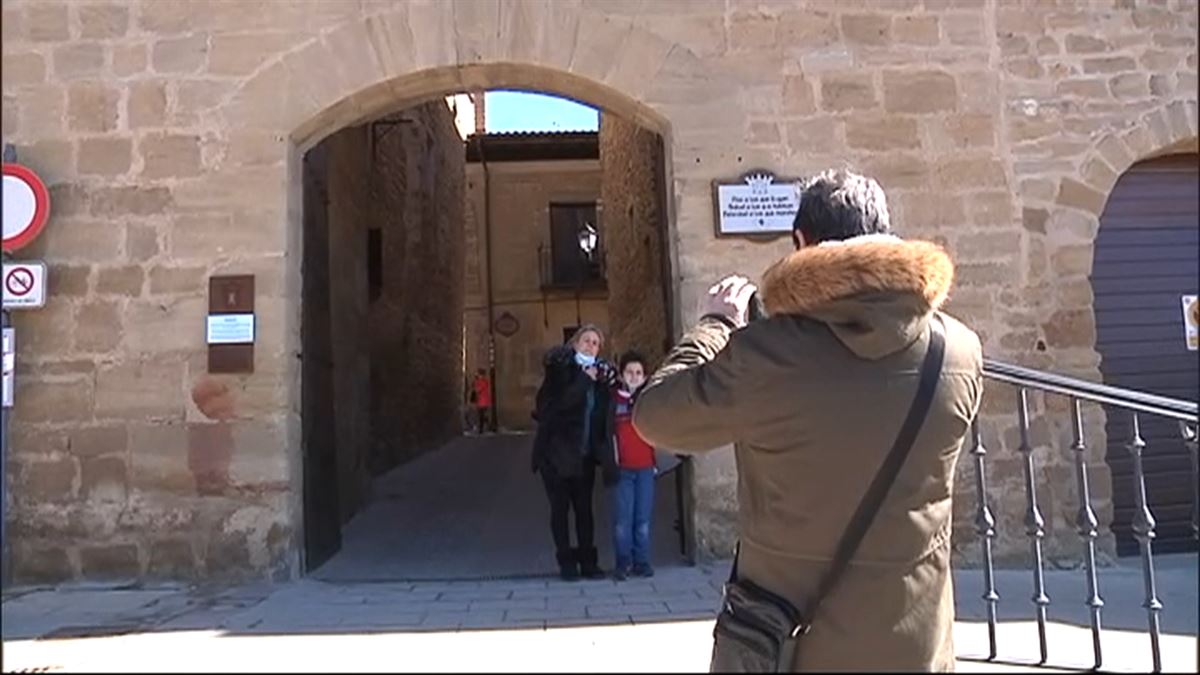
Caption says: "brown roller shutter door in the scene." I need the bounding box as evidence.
[1093,153,1199,556]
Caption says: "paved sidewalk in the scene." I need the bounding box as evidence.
[3,557,1196,672]
[312,433,686,582]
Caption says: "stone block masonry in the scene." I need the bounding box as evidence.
[1,0,1195,583]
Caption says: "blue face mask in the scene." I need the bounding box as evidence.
[574,351,597,368]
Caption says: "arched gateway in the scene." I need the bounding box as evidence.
[211,7,741,577]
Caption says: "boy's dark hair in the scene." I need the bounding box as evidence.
[792,169,891,245]
[619,351,647,371]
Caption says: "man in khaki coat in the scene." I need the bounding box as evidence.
[633,170,983,671]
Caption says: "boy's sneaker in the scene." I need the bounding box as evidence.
[631,563,655,578]
[612,566,630,582]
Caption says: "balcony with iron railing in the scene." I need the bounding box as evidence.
[536,243,607,293]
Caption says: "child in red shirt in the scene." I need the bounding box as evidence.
[609,351,657,580]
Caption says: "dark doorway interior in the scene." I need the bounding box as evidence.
[300,93,686,579]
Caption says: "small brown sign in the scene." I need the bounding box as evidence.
[210,275,254,313]
[208,275,255,374]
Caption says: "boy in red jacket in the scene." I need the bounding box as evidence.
[609,351,657,580]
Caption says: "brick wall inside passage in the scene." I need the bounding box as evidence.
[367,102,466,474]
[600,114,671,368]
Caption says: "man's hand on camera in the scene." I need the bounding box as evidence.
[703,274,758,328]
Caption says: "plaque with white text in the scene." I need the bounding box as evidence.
[712,170,799,237]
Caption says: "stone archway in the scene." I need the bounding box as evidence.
[1020,102,1198,559]
[213,6,741,573]
[1054,102,1198,224]
[1034,101,1197,379]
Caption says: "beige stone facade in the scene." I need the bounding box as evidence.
[2,0,1197,582]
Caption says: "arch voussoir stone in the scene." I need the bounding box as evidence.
[1120,104,1197,170]
[1142,108,1175,151]
[1094,134,1135,173]
[362,10,420,77]
[323,16,393,96]
[494,0,545,64]
[566,11,636,84]
[602,24,676,105]
[225,61,290,133]
[531,0,586,73]
[405,1,457,72]
[280,40,349,125]
[450,0,504,66]
[237,7,716,150]
[1055,102,1200,219]
[1166,100,1194,139]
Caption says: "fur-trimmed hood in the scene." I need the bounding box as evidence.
[761,235,955,360]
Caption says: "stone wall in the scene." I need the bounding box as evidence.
[599,114,671,367]
[367,102,466,472]
[2,0,1196,581]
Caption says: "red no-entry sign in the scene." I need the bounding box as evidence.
[3,163,51,252]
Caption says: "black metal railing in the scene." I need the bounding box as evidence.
[536,243,606,291]
[973,358,1199,671]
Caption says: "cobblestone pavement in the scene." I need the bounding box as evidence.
[3,557,1196,672]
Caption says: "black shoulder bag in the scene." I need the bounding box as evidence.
[710,316,947,673]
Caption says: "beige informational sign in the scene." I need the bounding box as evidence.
[712,170,799,237]
[1184,295,1198,351]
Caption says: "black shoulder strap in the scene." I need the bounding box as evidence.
[729,315,947,627]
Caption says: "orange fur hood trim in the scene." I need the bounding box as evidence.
[761,235,955,316]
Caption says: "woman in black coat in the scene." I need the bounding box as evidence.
[531,324,619,581]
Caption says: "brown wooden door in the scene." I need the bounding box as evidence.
[1093,153,1199,556]
[301,145,343,570]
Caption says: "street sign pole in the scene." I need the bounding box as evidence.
[2,142,17,589]
[1,302,10,589]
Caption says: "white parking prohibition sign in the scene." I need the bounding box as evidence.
[2,261,47,309]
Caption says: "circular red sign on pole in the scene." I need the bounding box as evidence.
[3,163,51,252]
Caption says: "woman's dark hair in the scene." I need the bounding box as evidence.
[618,350,647,371]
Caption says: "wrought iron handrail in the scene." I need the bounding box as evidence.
[984,359,1199,422]
[973,359,1198,672]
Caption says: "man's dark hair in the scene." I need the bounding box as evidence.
[792,169,891,245]
[619,350,647,372]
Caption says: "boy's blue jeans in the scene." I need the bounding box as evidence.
[613,468,655,569]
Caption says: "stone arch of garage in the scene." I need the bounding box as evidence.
[219,8,733,569]
[1037,101,1198,371]
[1028,101,1197,550]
